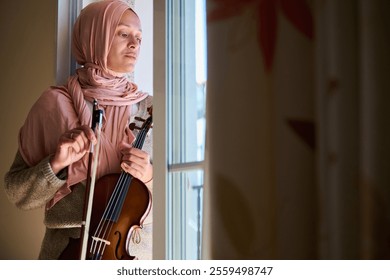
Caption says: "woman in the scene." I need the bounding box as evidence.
[4,0,153,260]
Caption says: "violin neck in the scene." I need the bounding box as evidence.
[132,126,148,149]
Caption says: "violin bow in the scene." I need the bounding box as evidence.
[79,99,103,260]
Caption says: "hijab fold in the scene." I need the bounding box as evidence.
[18,0,147,209]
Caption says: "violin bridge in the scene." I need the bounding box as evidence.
[91,236,111,246]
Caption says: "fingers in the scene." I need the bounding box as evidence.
[65,125,97,151]
[69,125,97,145]
[121,147,152,182]
[121,161,153,183]
[121,147,150,165]
[69,131,87,153]
[51,125,97,173]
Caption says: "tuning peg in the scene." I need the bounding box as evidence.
[135,117,146,122]
[129,123,142,131]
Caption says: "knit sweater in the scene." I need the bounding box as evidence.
[4,96,153,260]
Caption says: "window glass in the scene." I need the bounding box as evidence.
[166,0,207,259]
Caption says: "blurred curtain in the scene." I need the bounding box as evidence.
[202,0,390,259]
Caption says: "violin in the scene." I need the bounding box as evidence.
[59,102,152,260]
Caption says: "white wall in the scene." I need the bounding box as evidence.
[134,0,154,95]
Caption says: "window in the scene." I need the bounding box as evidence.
[165,0,207,260]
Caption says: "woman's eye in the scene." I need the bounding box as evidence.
[120,32,128,38]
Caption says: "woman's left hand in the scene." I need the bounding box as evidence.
[120,145,153,184]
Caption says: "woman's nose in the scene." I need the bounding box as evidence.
[128,37,140,49]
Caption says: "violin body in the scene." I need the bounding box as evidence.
[59,173,152,260]
[88,173,151,259]
[59,104,153,260]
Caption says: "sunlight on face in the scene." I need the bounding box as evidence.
[107,9,142,73]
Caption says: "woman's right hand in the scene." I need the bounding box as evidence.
[50,125,97,174]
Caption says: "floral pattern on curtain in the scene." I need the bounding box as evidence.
[202,0,390,259]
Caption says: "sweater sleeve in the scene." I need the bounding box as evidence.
[4,151,67,211]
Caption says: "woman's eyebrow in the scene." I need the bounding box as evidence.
[118,22,142,32]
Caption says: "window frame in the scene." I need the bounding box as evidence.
[164,0,206,260]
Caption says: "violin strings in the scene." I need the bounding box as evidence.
[90,172,128,258]
[89,118,151,259]
[89,172,124,255]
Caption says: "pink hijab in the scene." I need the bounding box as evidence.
[18,0,147,208]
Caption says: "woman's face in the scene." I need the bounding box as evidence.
[107,9,142,73]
